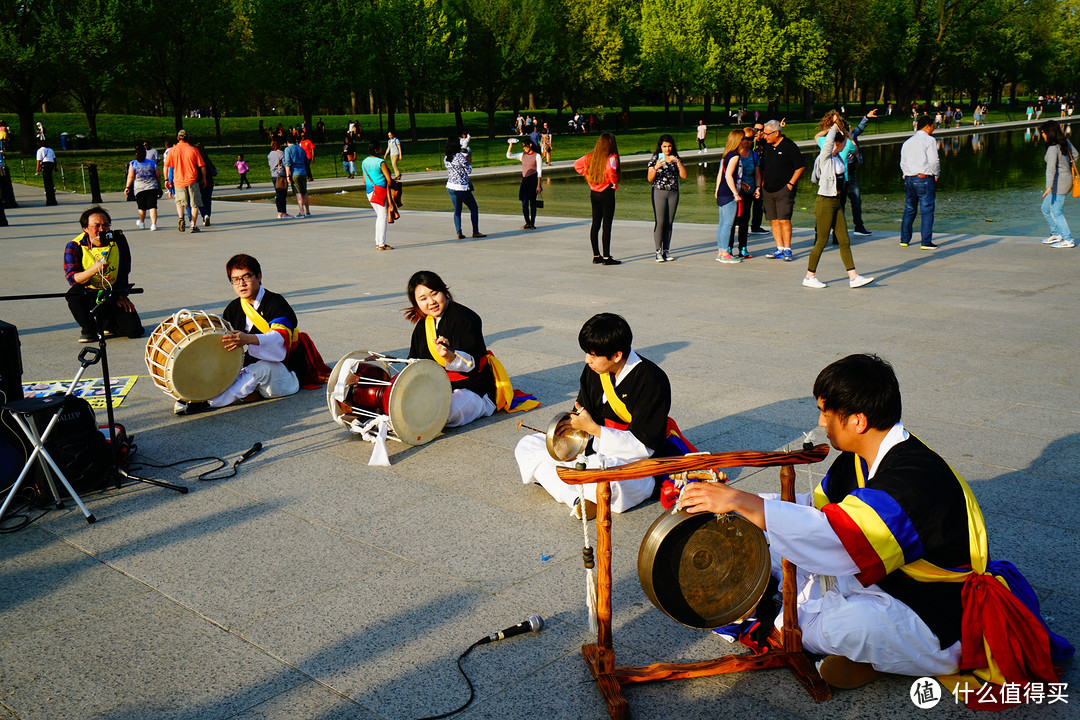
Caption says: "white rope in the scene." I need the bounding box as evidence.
[578,485,598,633]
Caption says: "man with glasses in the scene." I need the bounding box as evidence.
[63,206,144,343]
[174,253,303,414]
[759,119,805,260]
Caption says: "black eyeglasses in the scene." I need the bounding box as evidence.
[230,273,255,286]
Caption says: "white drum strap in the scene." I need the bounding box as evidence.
[347,415,393,467]
[368,419,391,467]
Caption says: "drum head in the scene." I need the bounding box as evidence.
[387,360,451,445]
[545,412,589,461]
[638,509,771,629]
[170,333,243,402]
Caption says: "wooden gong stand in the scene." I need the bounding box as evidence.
[556,445,833,719]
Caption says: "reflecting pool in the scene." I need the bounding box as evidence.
[310,127,1065,238]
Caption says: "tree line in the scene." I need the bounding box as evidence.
[3,0,1078,155]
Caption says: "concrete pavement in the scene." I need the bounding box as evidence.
[0,179,1077,720]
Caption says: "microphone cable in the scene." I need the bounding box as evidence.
[128,442,263,482]
[414,615,542,720]
[414,639,483,720]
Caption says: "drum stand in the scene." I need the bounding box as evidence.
[557,446,832,719]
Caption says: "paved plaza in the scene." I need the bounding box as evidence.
[0,175,1077,720]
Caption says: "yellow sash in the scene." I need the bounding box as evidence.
[424,314,537,413]
[599,372,632,424]
[239,297,298,348]
[846,443,1005,690]
[240,298,272,333]
[79,239,119,289]
[424,315,446,367]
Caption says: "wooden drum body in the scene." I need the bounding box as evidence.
[145,310,242,402]
[327,350,451,446]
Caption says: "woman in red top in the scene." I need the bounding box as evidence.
[574,133,621,265]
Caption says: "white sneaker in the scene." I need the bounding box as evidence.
[655,250,665,263]
[150,223,157,231]
[802,276,827,289]
[135,220,145,229]
[1050,238,1075,248]
[849,275,875,288]
[1042,235,1063,244]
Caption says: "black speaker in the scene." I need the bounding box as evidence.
[0,319,22,405]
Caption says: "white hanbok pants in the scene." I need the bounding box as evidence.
[446,389,495,428]
[514,433,654,513]
[772,553,962,675]
[209,360,299,408]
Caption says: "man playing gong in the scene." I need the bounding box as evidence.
[516,313,671,517]
[174,254,305,414]
[678,354,1071,700]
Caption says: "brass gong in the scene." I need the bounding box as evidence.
[637,508,771,629]
[545,411,590,461]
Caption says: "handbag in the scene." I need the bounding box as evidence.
[274,176,287,191]
[1070,153,1080,198]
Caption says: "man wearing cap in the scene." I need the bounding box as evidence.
[163,129,206,233]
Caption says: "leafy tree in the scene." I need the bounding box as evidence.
[882,0,1032,109]
[68,0,124,146]
[701,0,782,115]
[392,0,467,141]
[467,0,540,137]
[248,0,349,131]
[640,0,710,125]
[1043,0,1080,96]
[0,0,71,154]
[133,0,239,132]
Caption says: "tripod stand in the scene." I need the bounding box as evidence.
[1,347,104,523]
[0,287,186,526]
[85,288,187,497]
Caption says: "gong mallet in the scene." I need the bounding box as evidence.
[516,419,545,434]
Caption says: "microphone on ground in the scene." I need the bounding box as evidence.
[478,614,543,645]
[234,442,263,467]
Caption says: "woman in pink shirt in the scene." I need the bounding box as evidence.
[574,133,621,265]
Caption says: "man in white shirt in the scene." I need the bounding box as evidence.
[898,115,940,249]
[35,139,58,206]
[384,131,403,180]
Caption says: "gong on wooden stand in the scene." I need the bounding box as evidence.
[556,445,832,720]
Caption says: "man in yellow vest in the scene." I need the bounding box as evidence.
[62,206,143,343]
[516,313,671,518]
